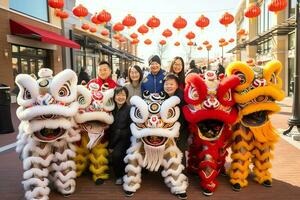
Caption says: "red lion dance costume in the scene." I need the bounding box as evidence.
[183,71,240,196]
[226,60,285,191]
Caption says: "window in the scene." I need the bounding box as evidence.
[9,0,49,22]
[289,32,296,50]
[289,0,297,17]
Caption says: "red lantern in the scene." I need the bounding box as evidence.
[130,33,138,39]
[122,14,137,29]
[138,24,149,35]
[81,23,90,31]
[91,13,101,26]
[147,16,160,29]
[162,29,172,38]
[144,39,152,45]
[113,34,121,40]
[55,10,69,19]
[173,16,187,31]
[113,22,124,32]
[159,40,166,46]
[174,41,180,46]
[131,38,139,45]
[221,41,229,47]
[119,37,126,43]
[195,15,210,30]
[219,38,226,43]
[186,31,195,41]
[89,27,97,33]
[187,41,194,46]
[206,44,212,50]
[97,10,111,24]
[203,40,209,46]
[268,0,288,13]
[197,46,203,51]
[229,38,235,43]
[101,29,109,36]
[48,0,64,10]
[72,4,88,19]
[237,28,246,36]
[245,3,261,18]
[219,12,234,27]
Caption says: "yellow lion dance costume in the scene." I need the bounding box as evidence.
[74,83,115,184]
[226,60,285,191]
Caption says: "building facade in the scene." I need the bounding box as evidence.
[231,0,296,96]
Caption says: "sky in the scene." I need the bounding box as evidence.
[76,0,241,66]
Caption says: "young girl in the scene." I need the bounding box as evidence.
[108,86,132,185]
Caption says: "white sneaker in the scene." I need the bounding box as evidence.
[115,178,123,185]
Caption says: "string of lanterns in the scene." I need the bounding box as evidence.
[48,0,288,47]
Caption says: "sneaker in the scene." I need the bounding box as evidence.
[176,193,187,199]
[124,190,134,197]
[95,178,104,185]
[232,183,241,192]
[202,189,213,196]
[263,180,272,187]
[115,178,123,185]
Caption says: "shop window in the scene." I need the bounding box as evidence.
[9,0,49,22]
[289,0,297,17]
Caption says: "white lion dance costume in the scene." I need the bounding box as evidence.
[123,92,188,199]
[15,68,88,199]
[74,82,115,184]
[226,60,285,191]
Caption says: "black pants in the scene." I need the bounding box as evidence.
[111,138,131,179]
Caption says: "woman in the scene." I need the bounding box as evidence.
[108,86,132,185]
[169,57,185,90]
[163,74,188,165]
[125,65,143,103]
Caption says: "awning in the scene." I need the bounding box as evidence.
[10,20,80,49]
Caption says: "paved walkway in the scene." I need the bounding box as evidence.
[1,98,300,200]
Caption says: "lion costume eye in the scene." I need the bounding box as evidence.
[23,89,32,100]
[270,73,277,85]
[189,87,199,100]
[58,83,71,97]
[235,72,246,84]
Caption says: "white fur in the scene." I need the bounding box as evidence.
[15,74,39,107]
[25,186,50,200]
[143,143,166,171]
[130,122,180,138]
[74,111,114,124]
[160,96,181,123]
[23,154,54,170]
[102,89,115,112]
[77,85,92,109]
[23,168,49,180]
[50,161,76,172]
[130,96,149,123]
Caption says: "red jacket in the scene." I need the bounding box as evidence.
[87,77,117,90]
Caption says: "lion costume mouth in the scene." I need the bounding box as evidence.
[142,136,167,147]
[242,111,268,127]
[197,119,224,141]
[34,128,66,142]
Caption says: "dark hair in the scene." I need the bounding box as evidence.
[189,60,196,69]
[99,61,111,70]
[128,65,143,83]
[170,57,185,86]
[163,73,180,86]
[113,86,129,101]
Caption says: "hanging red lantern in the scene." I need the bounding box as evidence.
[130,33,138,39]
[89,27,97,33]
[122,14,137,29]
[97,10,111,24]
[245,3,261,18]
[119,37,126,43]
[72,4,88,19]
[268,0,288,14]
[147,16,160,29]
[221,41,229,47]
[187,41,194,46]
[197,46,203,51]
[81,23,90,31]
[203,40,209,46]
[101,29,109,36]
[113,34,121,40]
[219,38,226,43]
[48,0,64,10]
[138,24,149,35]
[174,41,181,46]
[195,15,210,30]
[219,12,234,27]
[91,13,101,26]
[159,40,166,46]
[186,31,196,41]
[229,38,235,43]
[113,22,124,32]
[162,29,172,38]
[173,16,187,31]
[131,38,139,45]
[144,39,152,45]
[206,44,212,50]
[55,10,69,19]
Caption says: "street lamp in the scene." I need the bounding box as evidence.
[283,0,300,138]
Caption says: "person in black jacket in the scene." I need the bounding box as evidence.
[108,86,132,185]
[78,67,90,85]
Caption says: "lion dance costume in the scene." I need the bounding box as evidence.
[226,60,285,191]
[74,82,115,184]
[15,68,88,199]
[183,71,240,196]
[123,92,188,199]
